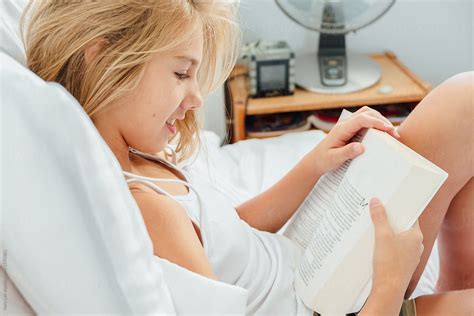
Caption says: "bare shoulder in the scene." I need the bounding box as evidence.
[129,182,178,218]
[129,184,217,279]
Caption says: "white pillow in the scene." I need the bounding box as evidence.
[1,52,175,314]
[0,0,27,64]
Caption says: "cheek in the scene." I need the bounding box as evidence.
[134,77,182,128]
[151,113,167,128]
[147,88,179,118]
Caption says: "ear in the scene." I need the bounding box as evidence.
[84,38,106,65]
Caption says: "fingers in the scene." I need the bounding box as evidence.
[355,106,390,125]
[401,220,423,237]
[334,113,395,142]
[369,198,394,237]
[352,107,400,139]
[404,220,425,256]
[330,142,365,165]
[363,111,400,139]
[406,220,424,242]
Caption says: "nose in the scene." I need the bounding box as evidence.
[180,85,203,111]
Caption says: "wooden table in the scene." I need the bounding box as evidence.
[225,51,431,143]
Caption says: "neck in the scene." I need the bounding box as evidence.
[110,137,134,172]
[93,121,134,172]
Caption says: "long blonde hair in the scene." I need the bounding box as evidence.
[22,0,241,160]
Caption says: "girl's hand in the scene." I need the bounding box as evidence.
[309,107,400,175]
[362,198,424,315]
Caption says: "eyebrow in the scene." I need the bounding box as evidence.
[174,55,200,66]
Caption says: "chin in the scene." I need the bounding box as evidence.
[154,138,169,153]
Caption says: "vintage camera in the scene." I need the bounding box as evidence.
[241,41,295,98]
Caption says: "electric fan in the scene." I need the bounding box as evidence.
[275,0,395,93]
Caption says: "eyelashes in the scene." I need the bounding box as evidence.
[175,72,190,80]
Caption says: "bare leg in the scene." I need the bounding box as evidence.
[437,177,474,291]
[396,72,474,298]
[416,289,474,316]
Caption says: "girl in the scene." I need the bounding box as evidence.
[22,1,473,315]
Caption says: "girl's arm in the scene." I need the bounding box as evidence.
[236,151,323,233]
[131,187,217,280]
[236,106,399,232]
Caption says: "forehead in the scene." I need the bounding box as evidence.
[169,28,203,65]
[174,55,199,66]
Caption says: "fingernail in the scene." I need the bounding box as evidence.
[369,198,381,208]
[395,130,401,138]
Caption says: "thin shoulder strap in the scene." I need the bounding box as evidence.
[129,146,180,171]
[123,171,193,193]
[126,178,178,201]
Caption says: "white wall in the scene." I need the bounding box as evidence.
[203,0,473,139]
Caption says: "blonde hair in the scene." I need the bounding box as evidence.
[22,0,241,160]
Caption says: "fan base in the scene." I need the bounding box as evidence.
[295,53,381,94]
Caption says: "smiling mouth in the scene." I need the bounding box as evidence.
[166,119,177,135]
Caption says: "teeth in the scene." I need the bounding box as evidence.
[166,119,176,125]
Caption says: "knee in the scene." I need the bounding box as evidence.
[425,72,473,124]
[436,72,473,108]
[443,71,473,84]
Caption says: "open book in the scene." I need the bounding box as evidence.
[283,110,448,315]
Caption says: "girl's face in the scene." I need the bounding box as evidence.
[93,27,203,158]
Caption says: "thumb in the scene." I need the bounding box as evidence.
[331,142,364,165]
[369,198,393,236]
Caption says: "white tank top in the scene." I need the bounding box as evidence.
[123,147,312,315]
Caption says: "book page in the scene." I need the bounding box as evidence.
[283,131,365,251]
[283,160,350,250]
[296,173,371,287]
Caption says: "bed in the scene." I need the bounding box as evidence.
[0,0,439,314]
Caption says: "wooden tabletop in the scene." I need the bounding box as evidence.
[227,51,431,116]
